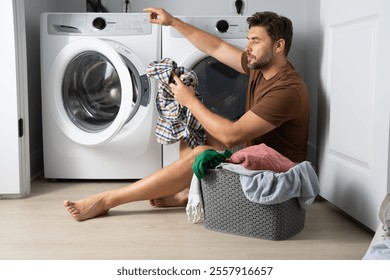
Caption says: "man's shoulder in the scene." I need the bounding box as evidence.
[275,63,307,89]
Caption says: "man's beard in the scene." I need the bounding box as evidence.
[247,47,273,70]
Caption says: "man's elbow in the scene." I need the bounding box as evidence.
[221,135,242,149]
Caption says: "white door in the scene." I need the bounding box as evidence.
[0,0,30,197]
[318,0,390,230]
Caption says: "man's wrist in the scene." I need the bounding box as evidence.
[170,17,182,28]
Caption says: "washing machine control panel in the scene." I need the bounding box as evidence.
[88,14,152,35]
[169,16,248,39]
[47,13,152,36]
[92,17,107,30]
[216,20,230,33]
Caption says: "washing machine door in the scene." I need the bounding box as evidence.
[49,38,144,146]
[182,46,248,121]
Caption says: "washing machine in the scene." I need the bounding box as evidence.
[162,16,249,167]
[40,13,162,179]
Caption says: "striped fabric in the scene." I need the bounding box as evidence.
[146,58,206,148]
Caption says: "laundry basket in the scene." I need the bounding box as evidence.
[200,169,306,240]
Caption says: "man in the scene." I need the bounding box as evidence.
[64,8,310,221]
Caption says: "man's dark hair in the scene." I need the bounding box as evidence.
[247,11,293,56]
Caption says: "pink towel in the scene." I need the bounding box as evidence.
[227,144,295,172]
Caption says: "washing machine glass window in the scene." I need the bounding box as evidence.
[192,57,248,121]
[62,51,142,133]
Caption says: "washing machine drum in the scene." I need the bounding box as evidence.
[62,51,141,133]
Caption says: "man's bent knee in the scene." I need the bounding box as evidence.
[192,145,212,157]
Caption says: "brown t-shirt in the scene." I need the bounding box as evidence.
[241,52,310,162]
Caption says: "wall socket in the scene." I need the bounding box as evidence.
[230,0,247,15]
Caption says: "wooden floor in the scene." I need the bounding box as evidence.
[0,177,374,260]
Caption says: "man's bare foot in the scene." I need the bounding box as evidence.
[63,195,109,221]
[150,188,189,207]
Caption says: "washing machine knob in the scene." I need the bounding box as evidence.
[216,20,229,33]
[92,17,107,30]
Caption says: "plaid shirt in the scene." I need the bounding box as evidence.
[146,58,206,148]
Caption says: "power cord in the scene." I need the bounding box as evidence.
[235,0,243,15]
[124,0,130,13]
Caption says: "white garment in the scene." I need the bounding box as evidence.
[186,175,204,223]
[363,240,390,260]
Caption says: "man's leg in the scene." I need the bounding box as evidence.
[150,141,192,207]
[150,136,229,207]
[64,145,211,221]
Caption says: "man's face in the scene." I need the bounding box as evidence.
[245,26,275,70]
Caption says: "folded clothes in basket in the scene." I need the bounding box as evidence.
[186,161,320,223]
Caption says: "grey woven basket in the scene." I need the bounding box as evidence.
[200,169,305,240]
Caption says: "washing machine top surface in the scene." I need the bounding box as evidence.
[46,13,152,36]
